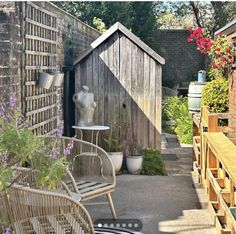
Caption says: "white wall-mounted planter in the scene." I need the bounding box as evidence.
[38,71,54,89]
[52,72,64,87]
[126,155,143,175]
[108,152,123,174]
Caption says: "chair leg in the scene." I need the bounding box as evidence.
[106,193,117,219]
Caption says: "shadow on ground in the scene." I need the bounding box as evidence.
[85,133,215,234]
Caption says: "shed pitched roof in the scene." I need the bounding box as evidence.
[214,19,236,36]
[73,22,165,66]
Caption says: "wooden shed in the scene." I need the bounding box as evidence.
[73,22,165,151]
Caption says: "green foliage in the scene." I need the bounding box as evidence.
[104,128,122,152]
[0,93,70,191]
[141,148,165,175]
[104,107,127,152]
[163,96,193,144]
[54,1,158,47]
[33,153,68,190]
[202,78,229,113]
[93,17,106,33]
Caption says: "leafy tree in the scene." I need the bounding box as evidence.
[54,1,158,47]
[130,2,158,46]
[177,1,236,35]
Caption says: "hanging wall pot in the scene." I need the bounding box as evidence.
[52,71,64,87]
[38,71,54,89]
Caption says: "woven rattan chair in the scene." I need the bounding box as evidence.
[7,185,142,234]
[13,136,117,218]
[7,184,95,234]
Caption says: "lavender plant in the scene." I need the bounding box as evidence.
[0,93,74,190]
[0,93,76,233]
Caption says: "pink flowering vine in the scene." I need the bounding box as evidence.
[187,27,234,78]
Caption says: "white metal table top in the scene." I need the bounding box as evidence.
[72,125,110,131]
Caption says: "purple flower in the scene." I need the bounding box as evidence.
[9,93,16,110]
[63,148,71,156]
[0,104,5,117]
[4,227,10,234]
[50,149,60,159]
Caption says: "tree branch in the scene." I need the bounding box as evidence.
[190,1,202,28]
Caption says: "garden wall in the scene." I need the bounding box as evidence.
[154,30,206,88]
[0,2,22,107]
[0,2,99,134]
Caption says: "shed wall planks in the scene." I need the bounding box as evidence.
[75,31,162,150]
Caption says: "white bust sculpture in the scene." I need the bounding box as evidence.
[73,86,96,127]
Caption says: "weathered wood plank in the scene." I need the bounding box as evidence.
[149,58,156,148]
[143,52,150,148]
[137,48,144,147]
[92,48,99,124]
[25,17,58,32]
[155,63,162,149]
[124,37,132,153]
[103,41,109,127]
[25,34,57,44]
[113,32,120,117]
[98,43,105,126]
[118,33,126,133]
[107,35,115,128]
[86,52,93,92]
[131,43,139,151]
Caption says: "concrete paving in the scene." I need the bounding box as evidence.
[87,133,216,234]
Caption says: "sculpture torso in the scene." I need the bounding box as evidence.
[73,86,96,127]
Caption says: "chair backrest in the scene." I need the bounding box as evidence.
[44,136,115,183]
[7,185,95,234]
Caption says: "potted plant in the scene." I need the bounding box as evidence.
[125,130,143,175]
[104,122,123,175]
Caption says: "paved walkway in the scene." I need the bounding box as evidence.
[87,133,216,234]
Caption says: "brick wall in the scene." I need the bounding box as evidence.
[32,2,100,127]
[227,31,236,132]
[154,30,206,88]
[35,2,100,68]
[0,2,99,131]
[215,21,236,133]
[0,2,22,109]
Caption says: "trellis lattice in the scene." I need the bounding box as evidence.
[23,2,58,134]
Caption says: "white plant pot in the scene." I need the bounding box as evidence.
[126,155,143,175]
[108,152,123,174]
[52,72,64,87]
[38,71,54,89]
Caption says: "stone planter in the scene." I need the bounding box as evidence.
[126,155,143,175]
[38,71,54,89]
[108,152,123,174]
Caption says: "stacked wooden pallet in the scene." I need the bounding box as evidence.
[204,132,236,234]
[192,106,236,233]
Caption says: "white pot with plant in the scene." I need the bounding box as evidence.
[125,132,143,175]
[126,151,143,175]
[104,123,124,175]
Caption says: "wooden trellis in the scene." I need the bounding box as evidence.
[22,2,59,134]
